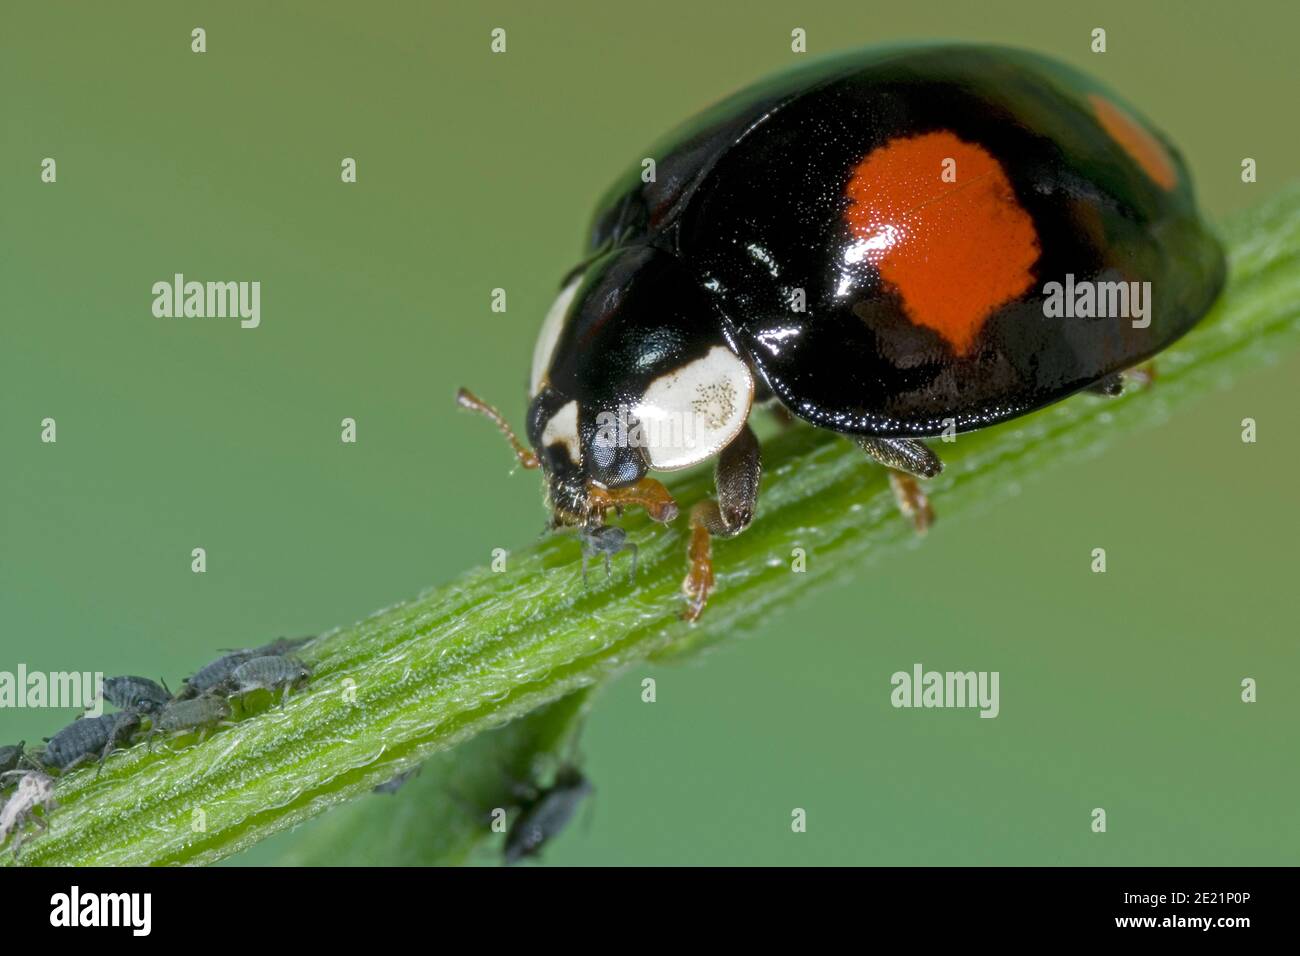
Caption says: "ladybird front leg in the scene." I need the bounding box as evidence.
[856,436,943,535]
[683,424,761,622]
[587,477,680,524]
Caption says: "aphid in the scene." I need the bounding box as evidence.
[150,695,233,746]
[458,44,1224,620]
[580,525,637,584]
[101,676,172,715]
[0,772,57,854]
[373,767,421,795]
[224,656,311,706]
[0,742,25,778]
[178,649,257,700]
[41,712,141,774]
[503,766,594,865]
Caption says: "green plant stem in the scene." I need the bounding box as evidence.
[6,185,1299,867]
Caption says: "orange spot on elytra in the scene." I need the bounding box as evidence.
[844,131,1039,356]
[1088,93,1178,192]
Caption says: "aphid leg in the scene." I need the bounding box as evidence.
[626,542,638,583]
[683,424,761,622]
[603,553,612,578]
[60,753,93,775]
[455,388,540,470]
[94,733,131,777]
[581,551,591,586]
[855,436,943,534]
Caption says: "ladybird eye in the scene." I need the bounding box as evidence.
[590,427,618,469]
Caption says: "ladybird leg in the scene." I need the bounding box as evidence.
[587,478,679,524]
[683,423,761,622]
[888,472,936,534]
[1125,361,1157,389]
[855,436,943,534]
[1086,373,1126,396]
[1088,363,1157,396]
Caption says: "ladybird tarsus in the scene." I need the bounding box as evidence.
[1125,361,1158,389]
[888,471,935,535]
[857,436,942,535]
[681,424,761,621]
[683,514,716,622]
[1086,373,1126,397]
[586,477,680,525]
[1087,361,1158,398]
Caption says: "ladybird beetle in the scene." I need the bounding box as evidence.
[459,44,1225,620]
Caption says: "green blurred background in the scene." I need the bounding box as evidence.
[2,1,1296,865]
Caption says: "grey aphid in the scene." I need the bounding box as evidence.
[178,650,257,699]
[373,768,420,795]
[41,712,140,774]
[0,772,57,854]
[226,656,311,706]
[503,766,594,865]
[581,525,637,584]
[0,742,25,778]
[101,675,172,714]
[151,695,233,745]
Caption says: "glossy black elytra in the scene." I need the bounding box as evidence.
[458,43,1225,620]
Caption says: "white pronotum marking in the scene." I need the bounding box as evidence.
[530,277,582,396]
[633,346,754,470]
[541,399,581,465]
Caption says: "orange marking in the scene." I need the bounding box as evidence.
[845,131,1039,356]
[1088,94,1178,192]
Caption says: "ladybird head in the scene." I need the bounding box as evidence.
[460,245,760,530]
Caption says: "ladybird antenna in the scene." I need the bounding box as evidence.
[455,387,539,470]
